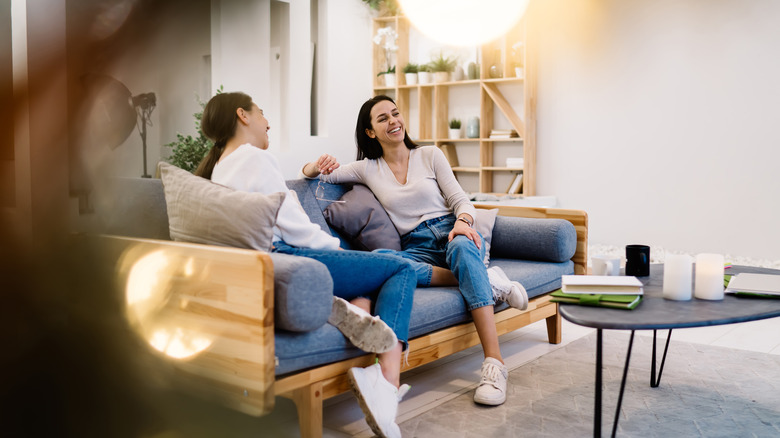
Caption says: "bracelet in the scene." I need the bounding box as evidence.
[457,217,473,227]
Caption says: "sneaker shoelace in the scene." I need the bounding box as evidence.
[480,363,503,389]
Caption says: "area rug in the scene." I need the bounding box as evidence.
[399,331,780,437]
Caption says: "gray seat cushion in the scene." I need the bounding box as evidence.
[274,259,573,375]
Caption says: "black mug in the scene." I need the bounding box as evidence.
[625,244,650,277]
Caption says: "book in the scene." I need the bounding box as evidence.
[725,273,780,296]
[506,172,523,194]
[438,144,459,167]
[561,275,644,295]
[489,129,519,139]
[550,290,643,310]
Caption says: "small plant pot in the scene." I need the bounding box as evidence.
[405,73,418,85]
[434,72,450,83]
[448,128,462,139]
[418,72,432,85]
[383,73,397,88]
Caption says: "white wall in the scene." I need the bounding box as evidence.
[533,0,780,260]
[199,0,780,260]
[210,0,373,177]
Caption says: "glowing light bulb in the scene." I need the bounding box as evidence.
[398,0,530,47]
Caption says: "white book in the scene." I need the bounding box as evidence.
[725,273,780,295]
[561,275,644,295]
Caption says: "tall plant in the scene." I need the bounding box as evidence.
[165,86,223,173]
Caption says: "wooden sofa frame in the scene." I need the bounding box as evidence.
[103,205,587,438]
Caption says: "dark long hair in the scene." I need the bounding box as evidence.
[355,95,418,160]
[194,92,253,179]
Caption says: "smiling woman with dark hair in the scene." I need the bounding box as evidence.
[304,94,529,408]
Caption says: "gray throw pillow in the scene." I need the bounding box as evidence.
[323,184,402,251]
[158,162,285,251]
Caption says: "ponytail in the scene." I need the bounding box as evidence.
[195,92,253,179]
[194,140,225,180]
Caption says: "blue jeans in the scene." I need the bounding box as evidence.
[272,241,415,346]
[375,214,494,311]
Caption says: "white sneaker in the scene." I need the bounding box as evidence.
[473,357,508,406]
[328,297,397,353]
[347,363,402,438]
[487,266,528,310]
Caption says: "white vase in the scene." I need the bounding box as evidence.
[434,72,450,83]
[384,73,396,87]
[453,66,465,81]
[448,128,461,139]
[405,73,418,85]
[418,71,432,85]
[514,67,524,79]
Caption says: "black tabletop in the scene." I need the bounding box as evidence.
[559,264,780,330]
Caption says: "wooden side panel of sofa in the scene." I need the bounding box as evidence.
[96,235,276,417]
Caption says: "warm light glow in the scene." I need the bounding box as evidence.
[122,248,213,359]
[149,327,213,360]
[398,0,530,46]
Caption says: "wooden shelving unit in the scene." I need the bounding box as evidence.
[371,12,536,195]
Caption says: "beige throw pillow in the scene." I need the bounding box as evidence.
[474,208,499,267]
[158,162,285,251]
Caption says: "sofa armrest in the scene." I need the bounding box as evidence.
[269,253,333,332]
[476,205,589,275]
[95,235,276,416]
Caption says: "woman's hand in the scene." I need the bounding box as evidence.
[448,218,481,250]
[316,154,340,175]
[303,154,341,177]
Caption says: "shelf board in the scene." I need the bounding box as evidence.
[481,166,524,172]
[436,138,480,142]
[486,137,523,142]
[482,77,524,84]
[451,167,481,173]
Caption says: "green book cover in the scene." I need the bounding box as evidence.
[550,289,643,310]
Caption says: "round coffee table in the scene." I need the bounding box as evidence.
[559,264,780,438]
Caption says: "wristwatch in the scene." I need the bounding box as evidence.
[457,217,473,227]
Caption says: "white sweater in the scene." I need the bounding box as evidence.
[212,144,340,250]
[319,146,476,236]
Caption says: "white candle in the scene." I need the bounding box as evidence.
[663,254,693,301]
[694,253,724,300]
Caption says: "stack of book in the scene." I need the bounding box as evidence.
[551,275,644,310]
[489,129,519,139]
[725,273,780,298]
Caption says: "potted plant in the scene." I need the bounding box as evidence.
[378,65,396,87]
[417,63,433,85]
[448,118,462,139]
[374,26,398,87]
[361,0,400,17]
[429,52,457,83]
[403,63,419,85]
[164,86,223,172]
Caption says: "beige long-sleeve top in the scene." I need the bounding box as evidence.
[319,146,476,236]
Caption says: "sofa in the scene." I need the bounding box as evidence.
[98,174,588,438]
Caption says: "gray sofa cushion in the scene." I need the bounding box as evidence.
[323,184,402,251]
[101,178,171,240]
[269,253,333,332]
[491,216,577,263]
[274,258,574,375]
